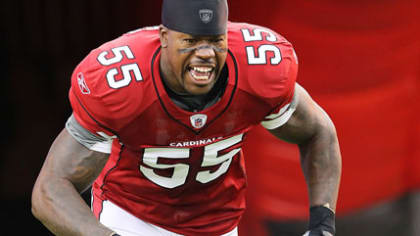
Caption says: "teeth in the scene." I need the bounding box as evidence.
[193,67,212,72]
[191,72,210,80]
[190,66,213,80]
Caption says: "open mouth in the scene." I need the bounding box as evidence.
[188,66,215,82]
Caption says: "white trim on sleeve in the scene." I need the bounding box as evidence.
[261,88,299,130]
[89,140,113,154]
[65,114,115,154]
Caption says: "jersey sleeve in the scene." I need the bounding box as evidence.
[65,114,114,153]
[68,41,146,140]
[260,44,298,130]
[68,49,118,138]
[228,22,299,130]
[261,85,298,129]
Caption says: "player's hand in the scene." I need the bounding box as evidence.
[303,205,335,236]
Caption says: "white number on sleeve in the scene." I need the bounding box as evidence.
[246,45,282,65]
[241,28,282,65]
[97,46,134,66]
[97,46,143,89]
[241,28,277,42]
[106,63,143,89]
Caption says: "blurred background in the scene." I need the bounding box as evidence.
[1,0,418,235]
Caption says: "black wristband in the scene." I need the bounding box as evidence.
[308,206,335,235]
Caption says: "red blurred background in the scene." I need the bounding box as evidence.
[1,0,418,235]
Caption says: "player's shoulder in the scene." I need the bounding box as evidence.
[75,25,160,84]
[74,25,160,93]
[70,26,160,126]
[227,21,292,47]
[97,25,161,54]
[227,22,298,101]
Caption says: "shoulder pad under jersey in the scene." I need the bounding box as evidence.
[69,27,161,135]
[227,22,298,107]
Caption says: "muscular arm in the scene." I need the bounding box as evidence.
[31,128,114,236]
[269,84,342,211]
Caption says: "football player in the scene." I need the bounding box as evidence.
[31,0,341,235]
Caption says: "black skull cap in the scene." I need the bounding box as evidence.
[162,0,228,36]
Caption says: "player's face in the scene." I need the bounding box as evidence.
[160,27,228,95]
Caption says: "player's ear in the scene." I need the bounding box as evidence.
[159,25,168,48]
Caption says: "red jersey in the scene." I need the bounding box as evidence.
[69,22,297,235]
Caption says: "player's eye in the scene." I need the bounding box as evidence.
[213,38,224,43]
[209,38,224,44]
[183,38,197,44]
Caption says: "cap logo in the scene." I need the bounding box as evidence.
[190,114,207,129]
[199,9,213,24]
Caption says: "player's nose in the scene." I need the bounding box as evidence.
[195,44,215,59]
